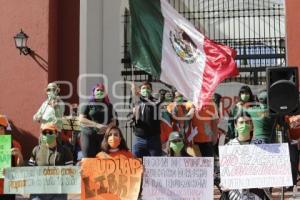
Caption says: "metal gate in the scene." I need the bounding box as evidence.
[121,0,286,147]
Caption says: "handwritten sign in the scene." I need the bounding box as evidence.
[81,157,143,200]
[0,135,11,178]
[219,143,293,189]
[142,157,214,200]
[4,166,80,194]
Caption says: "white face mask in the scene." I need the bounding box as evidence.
[47,91,57,100]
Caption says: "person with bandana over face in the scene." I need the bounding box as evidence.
[96,124,133,158]
[221,112,271,200]
[79,83,117,158]
[28,123,73,200]
[33,82,65,132]
[166,131,190,157]
[227,85,256,141]
[132,81,163,157]
[0,115,23,200]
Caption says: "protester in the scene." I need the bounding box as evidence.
[28,123,73,200]
[0,115,23,200]
[79,83,117,158]
[166,131,190,157]
[132,81,163,157]
[191,98,218,157]
[164,90,174,103]
[33,82,65,131]
[227,85,256,140]
[160,90,174,148]
[212,93,225,156]
[227,112,253,145]
[246,90,275,143]
[221,112,271,200]
[167,91,194,135]
[96,124,133,158]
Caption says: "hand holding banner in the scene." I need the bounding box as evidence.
[4,166,81,194]
[81,157,143,200]
[219,143,293,189]
[0,135,11,178]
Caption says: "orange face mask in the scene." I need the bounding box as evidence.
[108,136,121,149]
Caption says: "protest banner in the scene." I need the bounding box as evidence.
[0,135,11,178]
[4,166,80,194]
[81,157,143,200]
[219,143,293,189]
[142,157,214,200]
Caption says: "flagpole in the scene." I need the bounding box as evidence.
[131,64,136,105]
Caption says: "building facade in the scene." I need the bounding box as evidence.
[0,0,299,157]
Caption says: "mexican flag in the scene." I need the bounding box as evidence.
[129,0,239,108]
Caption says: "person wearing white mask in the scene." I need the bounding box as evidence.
[33,82,65,132]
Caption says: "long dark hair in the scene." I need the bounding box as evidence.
[100,125,129,153]
[166,140,186,157]
[238,85,255,102]
[89,83,111,104]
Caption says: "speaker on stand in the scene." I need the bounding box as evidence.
[266,66,299,199]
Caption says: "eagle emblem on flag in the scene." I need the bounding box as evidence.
[169,27,200,64]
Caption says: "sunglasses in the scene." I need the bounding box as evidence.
[42,130,56,135]
[47,88,56,92]
[171,139,183,143]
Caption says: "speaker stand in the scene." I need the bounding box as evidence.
[275,115,289,200]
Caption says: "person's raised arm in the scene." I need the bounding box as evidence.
[78,114,107,130]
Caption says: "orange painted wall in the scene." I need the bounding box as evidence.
[0,0,50,158]
[286,0,300,86]
[0,0,79,158]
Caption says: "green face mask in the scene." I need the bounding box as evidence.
[41,134,56,145]
[176,96,184,103]
[165,95,173,102]
[140,88,151,97]
[170,141,184,154]
[94,90,104,99]
[240,94,250,102]
[236,123,251,136]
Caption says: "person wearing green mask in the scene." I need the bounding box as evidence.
[167,91,194,139]
[28,123,73,200]
[222,113,271,200]
[132,81,163,157]
[79,83,117,158]
[227,112,253,145]
[164,91,174,103]
[246,90,275,144]
[160,90,174,147]
[227,85,255,141]
[167,131,190,157]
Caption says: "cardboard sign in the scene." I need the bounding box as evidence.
[0,135,11,178]
[4,166,80,194]
[142,157,214,200]
[81,157,143,200]
[219,143,293,189]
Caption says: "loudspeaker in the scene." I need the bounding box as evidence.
[267,67,299,115]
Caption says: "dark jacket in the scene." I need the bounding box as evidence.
[134,96,162,137]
